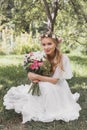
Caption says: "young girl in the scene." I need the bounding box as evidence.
[3,32,81,123]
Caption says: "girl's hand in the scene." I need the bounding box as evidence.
[28,72,38,81]
[33,80,40,83]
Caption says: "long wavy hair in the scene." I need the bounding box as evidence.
[40,31,63,73]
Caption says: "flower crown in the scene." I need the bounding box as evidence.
[40,31,62,44]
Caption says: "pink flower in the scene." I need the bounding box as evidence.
[33,60,38,63]
[30,61,39,70]
[58,37,62,44]
[30,63,38,70]
[38,62,43,66]
[29,60,43,70]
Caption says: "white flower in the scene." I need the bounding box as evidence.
[23,51,46,64]
[29,51,44,61]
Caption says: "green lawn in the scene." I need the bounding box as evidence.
[0,54,87,130]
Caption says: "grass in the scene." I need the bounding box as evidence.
[0,54,87,130]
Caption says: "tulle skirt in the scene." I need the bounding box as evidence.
[3,80,81,123]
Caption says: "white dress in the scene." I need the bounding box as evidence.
[3,54,81,123]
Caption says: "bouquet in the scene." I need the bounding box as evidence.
[23,51,51,96]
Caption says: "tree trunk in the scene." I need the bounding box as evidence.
[43,0,59,32]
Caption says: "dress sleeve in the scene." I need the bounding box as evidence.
[52,54,73,79]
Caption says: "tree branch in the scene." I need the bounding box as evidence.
[42,0,59,32]
[52,0,59,23]
[43,0,52,22]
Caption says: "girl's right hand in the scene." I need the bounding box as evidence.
[32,80,40,83]
[28,72,39,81]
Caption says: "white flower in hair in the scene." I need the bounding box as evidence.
[52,34,56,39]
[45,34,48,37]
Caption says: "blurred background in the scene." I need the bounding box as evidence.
[0,0,87,130]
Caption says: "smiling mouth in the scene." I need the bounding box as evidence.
[45,50,50,52]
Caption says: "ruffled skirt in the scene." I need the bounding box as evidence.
[3,80,81,123]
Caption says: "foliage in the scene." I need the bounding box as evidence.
[54,1,87,54]
[0,0,46,32]
[0,0,87,32]
[12,39,41,54]
[0,31,41,54]
[0,0,87,54]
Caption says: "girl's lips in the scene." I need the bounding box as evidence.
[45,50,50,53]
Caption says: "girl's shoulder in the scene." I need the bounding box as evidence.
[62,53,69,59]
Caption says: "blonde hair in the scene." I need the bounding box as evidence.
[40,32,63,73]
[48,39,63,73]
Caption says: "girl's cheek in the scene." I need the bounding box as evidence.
[50,46,53,49]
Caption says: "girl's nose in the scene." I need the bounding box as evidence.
[44,45,48,49]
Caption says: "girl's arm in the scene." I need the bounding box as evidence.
[37,74,58,84]
[28,72,59,84]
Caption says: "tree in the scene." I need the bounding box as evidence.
[0,0,87,34]
[0,0,46,32]
[42,0,59,32]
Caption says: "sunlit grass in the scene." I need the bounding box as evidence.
[0,55,23,66]
[72,64,87,77]
[68,53,87,77]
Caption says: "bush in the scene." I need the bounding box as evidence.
[11,32,41,54]
[0,31,41,55]
[0,47,6,55]
[12,43,41,54]
[61,44,71,53]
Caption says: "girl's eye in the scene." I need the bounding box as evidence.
[42,43,46,46]
[48,42,52,45]
[42,42,52,46]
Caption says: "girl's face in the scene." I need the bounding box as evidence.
[41,37,56,56]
